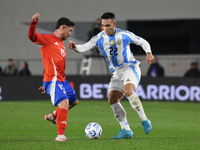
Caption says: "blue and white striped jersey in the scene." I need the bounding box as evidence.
[76,28,151,73]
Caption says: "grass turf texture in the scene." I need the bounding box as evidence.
[0,100,199,150]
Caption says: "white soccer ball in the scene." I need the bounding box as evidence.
[85,122,102,139]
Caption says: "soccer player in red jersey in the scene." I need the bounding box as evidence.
[28,13,78,141]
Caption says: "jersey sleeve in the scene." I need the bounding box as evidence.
[125,31,152,53]
[28,20,38,42]
[75,35,99,53]
[28,20,49,46]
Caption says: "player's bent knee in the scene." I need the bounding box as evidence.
[58,99,69,109]
[108,90,123,105]
[108,96,120,105]
[108,98,118,105]
[69,100,78,109]
[124,83,136,97]
[71,100,78,106]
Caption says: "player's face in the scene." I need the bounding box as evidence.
[61,25,73,41]
[101,19,116,36]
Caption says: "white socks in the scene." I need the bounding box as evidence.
[111,102,131,131]
[127,93,147,121]
[110,93,147,130]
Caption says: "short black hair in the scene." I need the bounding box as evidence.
[24,61,29,69]
[101,12,115,20]
[56,17,75,29]
[191,62,197,66]
[8,58,13,62]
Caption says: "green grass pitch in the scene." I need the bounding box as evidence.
[0,100,199,150]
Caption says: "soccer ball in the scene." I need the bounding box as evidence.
[85,122,102,139]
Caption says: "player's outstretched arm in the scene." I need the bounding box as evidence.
[28,13,39,42]
[146,52,155,66]
[69,39,96,53]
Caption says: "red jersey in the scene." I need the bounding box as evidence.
[29,21,66,82]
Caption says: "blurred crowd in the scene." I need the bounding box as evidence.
[0,58,31,76]
[1,56,200,79]
[146,57,200,78]
[1,58,200,78]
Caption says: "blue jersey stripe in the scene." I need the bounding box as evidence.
[122,34,129,63]
[117,61,137,68]
[129,65,139,85]
[98,37,112,68]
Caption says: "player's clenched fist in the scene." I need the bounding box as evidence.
[68,40,77,49]
[32,13,39,21]
[146,53,155,66]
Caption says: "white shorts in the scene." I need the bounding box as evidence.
[108,64,141,93]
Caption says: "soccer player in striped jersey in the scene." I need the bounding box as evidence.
[68,12,154,139]
[28,13,78,141]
